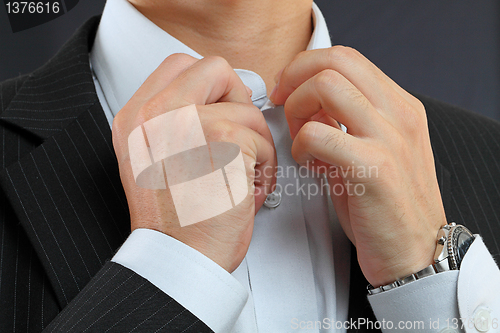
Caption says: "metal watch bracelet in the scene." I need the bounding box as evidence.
[367,222,473,295]
[367,262,442,295]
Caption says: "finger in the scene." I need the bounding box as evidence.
[138,56,252,122]
[309,109,342,131]
[272,47,414,109]
[205,121,277,210]
[291,121,362,169]
[284,69,387,138]
[200,103,275,148]
[153,56,251,111]
[131,53,199,106]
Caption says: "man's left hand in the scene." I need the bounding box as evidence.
[270,46,447,287]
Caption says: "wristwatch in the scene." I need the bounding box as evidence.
[367,222,475,295]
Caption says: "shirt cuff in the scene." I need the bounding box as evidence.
[111,228,248,333]
[368,236,490,332]
[457,236,500,333]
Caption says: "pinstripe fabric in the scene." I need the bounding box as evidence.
[0,75,60,332]
[0,16,499,333]
[44,262,209,333]
[0,18,210,332]
[425,96,500,256]
[347,96,500,332]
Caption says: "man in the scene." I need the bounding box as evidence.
[0,0,499,332]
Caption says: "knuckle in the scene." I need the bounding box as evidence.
[293,50,309,62]
[327,45,361,63]
[112,111,123,129]
[203,55,231,71]
[295,121,346,155]
[166,53,192,62]
[313,69,341,92]
[294,123,312,150]
[297,121,321,148]
[241,102,261,114]
[246,103,266,122]
[313,70,369,110]
[162,53,194,67]
[413,97,426,114]
[251,112,268,133]
[282,50,308,81]
[233,103,267,127]
[207,120,238,142]
[397,101,426,134]
[137,98,163,125]
[111,113,124,137]
[135,112,150,129]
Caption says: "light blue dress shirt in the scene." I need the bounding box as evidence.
[89,0,500,332]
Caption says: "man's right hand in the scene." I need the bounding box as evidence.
[112,54,276,273]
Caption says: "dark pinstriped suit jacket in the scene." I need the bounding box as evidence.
[0,17,499,333]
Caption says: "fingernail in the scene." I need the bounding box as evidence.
[245,85,253,97]
[274,68,284,83]
[269,84,278,103]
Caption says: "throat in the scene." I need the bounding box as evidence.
[128,0,314,95]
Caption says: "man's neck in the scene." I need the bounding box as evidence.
[128,0,313,95]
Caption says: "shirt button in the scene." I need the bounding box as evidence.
[473,307,492,332]
[264,189,281,208]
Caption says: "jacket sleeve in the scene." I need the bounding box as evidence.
[42,261,212,333]
[0,188,212,333]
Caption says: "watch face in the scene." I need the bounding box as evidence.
[451,226,475,269]
[456,232,474,264]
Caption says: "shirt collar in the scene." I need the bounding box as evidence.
[90,0,332,115]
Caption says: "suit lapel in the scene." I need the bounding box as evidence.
[0,17,101,140]
[0,17,130,308]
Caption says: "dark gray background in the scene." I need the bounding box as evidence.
[1,1,499,120]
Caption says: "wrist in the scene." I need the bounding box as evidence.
[362,225,439,288]
[367,223,475,294]
[365,245,436,288]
